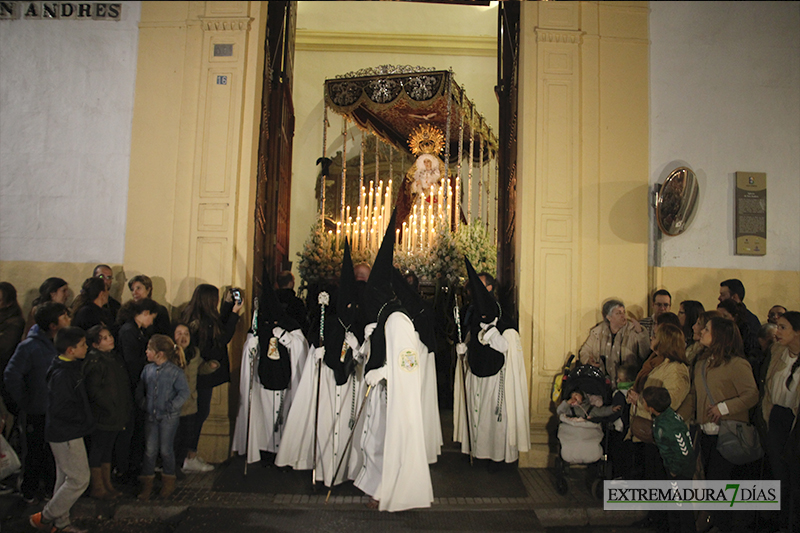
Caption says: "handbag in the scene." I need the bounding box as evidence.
[700,361,763,465]
[0,434,21,480]
[716,419,763,465]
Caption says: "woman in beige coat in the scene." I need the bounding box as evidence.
[627,325,690,476]
[694,316,758,532]
[579,299,650,388]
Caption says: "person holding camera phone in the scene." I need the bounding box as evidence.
[179,284,242,471]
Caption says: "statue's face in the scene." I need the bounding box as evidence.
[424,159,432,170]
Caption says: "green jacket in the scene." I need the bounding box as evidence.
[653,407,695,479]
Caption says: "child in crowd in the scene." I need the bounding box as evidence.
[30,327,93,533]
[608,364,636,478]
[557,388,619,465]
[643,386,696,533]
[172,323,218,475]
[135,334,190,500]
[83,325,132,499]
[557,389,619,421]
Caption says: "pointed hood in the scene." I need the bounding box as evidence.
[391,268,435,353]
[463,256,508,378]
[256,269,295,390]
[337,238,357,327]
[258,271,300,333]
[465,256,499,324]
[360,208,397,325]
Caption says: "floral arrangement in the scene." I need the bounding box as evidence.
[455,218,497,277]
[296,221,342,287]
[297,218,497,289]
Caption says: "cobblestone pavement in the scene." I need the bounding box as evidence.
[2,461,650,532]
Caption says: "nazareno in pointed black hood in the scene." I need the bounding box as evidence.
[321,238,359,385]
[464,256,510,377]
[362,208,406,374]
[359,208,398,326]
[256,272,296,390]
[391,267,435,354]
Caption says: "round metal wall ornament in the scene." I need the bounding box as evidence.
[655,166,699,236]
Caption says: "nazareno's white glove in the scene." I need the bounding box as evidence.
[272,326,286,340]
[478,326,508,353]
[314,346,325,361]
[364,323,377,340]
[479,317,498,331]
[456,343,468,357]
[353,338,370,364]
[344,331,360,352]
[365,366,387,387]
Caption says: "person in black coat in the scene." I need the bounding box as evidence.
[180,284,241,468]
[4,302,70,501]
[83,325,132,499]
[93,264,121,320]
[128,274,172,335]
[71,277,115,334]
[31,326,93,532]
[0,282,25,410]
[114,298,160,480]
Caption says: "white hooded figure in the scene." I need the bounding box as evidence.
[352,209,434,512]
[453,257,530,464]
[274,239,367,487]
[390,267,442,463]
[232,281,308,463]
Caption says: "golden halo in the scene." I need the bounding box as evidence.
[408,124,445,156]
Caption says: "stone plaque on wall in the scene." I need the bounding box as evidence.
[735,171,766,256]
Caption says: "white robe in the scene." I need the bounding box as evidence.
[419,344,442,463]
[354,312,434,512]
[274,343,366,487]
[453,328,531,463]
[231,330,309,463]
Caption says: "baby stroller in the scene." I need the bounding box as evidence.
[553,358,614,498]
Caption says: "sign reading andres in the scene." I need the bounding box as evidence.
[0,2,122,21]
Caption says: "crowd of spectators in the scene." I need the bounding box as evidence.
[0,266,247,532]
[576,279,798,532]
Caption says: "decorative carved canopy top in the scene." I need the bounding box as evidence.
[324,68,497,160]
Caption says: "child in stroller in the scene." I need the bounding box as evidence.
[554,363,620,495]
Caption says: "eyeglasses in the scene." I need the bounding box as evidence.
[96,274,112,280]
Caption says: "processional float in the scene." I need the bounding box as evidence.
[299,65,500,287]
[293,66,502,489]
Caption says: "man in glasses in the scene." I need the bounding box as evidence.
[93,265,121,322]
[639,289,672,338]
[767,305,787,325]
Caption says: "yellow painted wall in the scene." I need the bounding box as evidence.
[123,0,267,461]
[517,1,650,467]
[0,262,125,316]
[655,267,800,322]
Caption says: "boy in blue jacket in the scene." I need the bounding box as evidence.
[30,327,94,533]
[4,302,69,502]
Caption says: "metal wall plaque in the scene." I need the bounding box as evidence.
[735,171,766,256]
[213,44,233,57]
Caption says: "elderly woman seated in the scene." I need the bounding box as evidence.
[579,299,650,388]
